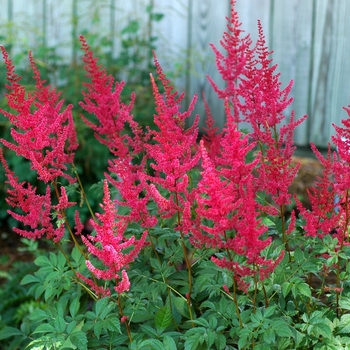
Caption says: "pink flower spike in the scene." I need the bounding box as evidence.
[80,180,147,295]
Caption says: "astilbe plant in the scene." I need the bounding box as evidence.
[3,1,350,349]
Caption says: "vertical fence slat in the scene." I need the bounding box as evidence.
[2,0,350,147]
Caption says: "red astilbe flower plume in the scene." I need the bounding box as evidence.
[79,36,155,228]
[297,144,340,239]
[207,0,252,124]
[0,46,78,241]
[142,53,200,222]
[0,47,78,184]
[0,149,75,242]
[238,21,307,208]
[188,139,283,292]
[79,181,148,297]
[297,104,350,245]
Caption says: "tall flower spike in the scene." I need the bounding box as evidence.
[143,54,200,222]
[80,180,148,295]
[297,143,340,238]
[0,47,78,184]
[79,35,154,228]
[0,47,78,242]
[0,149,67,242]
[238,21,307,207]
[207,0,253,123]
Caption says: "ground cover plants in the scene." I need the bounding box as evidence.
[1,1,350,349]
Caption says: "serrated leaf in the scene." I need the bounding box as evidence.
[281,282,292,298]
[0,326,24,340]
[44,285,54,301]
[139,339,164,350]
[263,328,276,344]
[339,299,350,311]
[70,331,88,350]
[309,322,332,339]
[49,252,58,266]
[93,321,103,339]
[72,246,84,265]
[155,306,172,333]
[264,306,276,318]
[339,314,350,333]
[208,316,218,329]
[61,336,77,349]
[262,217,275,227]
[173,296,190,319]
[33,323,56,334]
[215,333,226,350]
[184,335,201,350]
[106,315,121,333]
[34,256,51,267]
[69,298,80,318]
[140,324,159,337]
[66,321,77,334]
[207,329,216,348]
[297,282,311,298]
[191,318,209,328]
[57,251,67,270]
[20,274,40,285]
[95,297,109,317]
[30,309,49,323]
[163,335,177,350]
[293,247,304,262]
[54,316,66,333]
[272,321,293,337]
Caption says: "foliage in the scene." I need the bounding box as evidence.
[0,0,165,228]
[2,0,350,349]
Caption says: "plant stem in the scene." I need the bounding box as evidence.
[117,294,132,343]
[174,189,194,322]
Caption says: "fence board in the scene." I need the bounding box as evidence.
[1,0,350,147]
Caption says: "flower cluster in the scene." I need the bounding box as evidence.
[141,53,200,225]
[0,47,77,241]
[79,180,148,297]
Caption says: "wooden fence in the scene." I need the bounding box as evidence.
[1,0,350,147]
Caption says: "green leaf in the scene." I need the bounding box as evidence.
[70,331,88,350]
[339,314,350,333]
[54,316,66,333]
[281,282,292,298]
[0,326,24,340]
[293,247,304,262]
[155,305,172,333]
[69,298,80,318]
[264,306,276,318]
[297,282,311,298]
[30,309,49,323]
[215,333,226,350]
[262,217,275,227]
[95,297,109,317]
[263,328,276,344]
[93,321,103,339]
[106,315,121,333]
[173,296,190,319]
[20,274,40,285]
[33,323,56,334]
[138,339,164,350]
[163,335,177,350]
[140,324,159,337]
[272,320,293,337]
[34,255,51,267]
[57,251,67,270]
